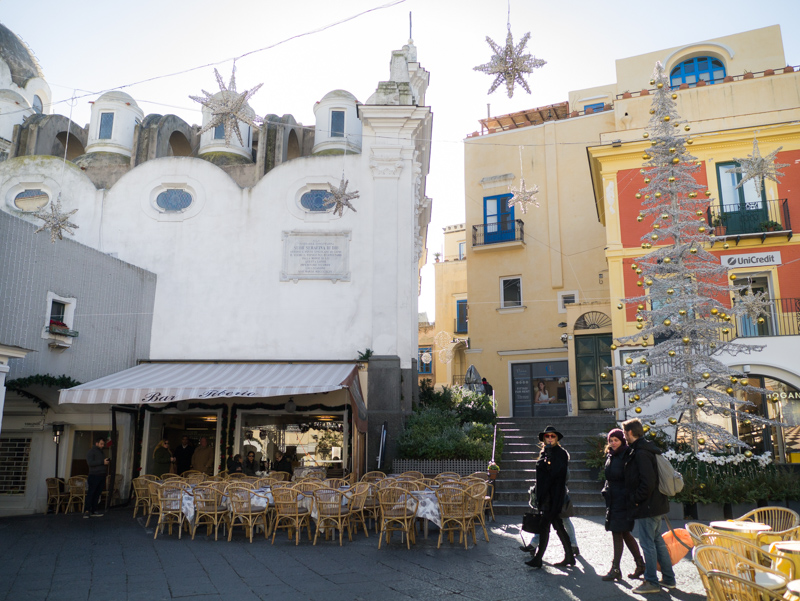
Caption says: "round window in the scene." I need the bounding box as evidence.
[300,190,332,212]
[156,189,192,212]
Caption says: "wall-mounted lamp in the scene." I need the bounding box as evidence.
[560,333,569,347]
[52,422,65,444]
[599,272,604,285]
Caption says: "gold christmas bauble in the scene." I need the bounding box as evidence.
[684,125,691,131]
[633,394,641,401]
[663,319,672,326]
[663,115,671,122]
[698,226,706,233]
[705,190,712,197]
[671,93,677,99]
[676,390,683,396]
[637,280,643,286]
[631,263,638,270]
[643,425,650,433]
[667,288,674,295]
[651,234,658,241]
[643,154,652,160]
[696,210,703,216]
[698,437,706,445]
[649,109,655,115]
[726,387,734,395]
[622,384,630,392]
[672,157,680,164]
[722,328,729,334]
[729,274,737,281]
[649,79,655,85]
[744,420,751,426]
[600,372,608,379]
[662,213,670,219]
[643,132,649,138]
[637,215,644,222]
[640,358,647,364]
[668,177,675,183]
[678,309,687,316]
[630,371,637,378]
[730,376,738,383]
[635,193,642,199]
[638,304,645,310]
[669,147,676,154]
[723,410,730,417]
[617,303,624,310]
[636,268,642,275]
[657,82,664,89]
[689,192,697,198]
[757,317,765,324]
[636,323,644,330]
[645,279,653,286]
[635,407,642,413]
[644,177,651,184]
[663,257,671,263]
[710,342,717,349]
[724,315,731,322]
[725,443,732,449]
[655,192,662,198]
[723,243,730,249]
[625,357,633,364]
[682,337,690,344]
[653,224,661,229]
[668,350,676,357]
[662,386,670,393]
[641,341,648,347]
[686,138,693,145]
[697,399,705,407]
[740,378,749,386]
[610,344,617,350]
[645,195,650,199]
[690,248,698,254]
[702,372,710,379]
[711,308,719,315]
[744,450,753,458]
[650,420,656,426]
[668,417,678,425]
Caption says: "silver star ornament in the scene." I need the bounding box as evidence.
[33,194,79,243]
[726,137,789,197]
[190,65,263,147]
[508,178,539,214]
[473,28,546,98]
[323,177,359,216]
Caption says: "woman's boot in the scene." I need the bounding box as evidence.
[628,558,645,579]
[602,564,622,581]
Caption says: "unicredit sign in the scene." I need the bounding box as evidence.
[720,251,782,268]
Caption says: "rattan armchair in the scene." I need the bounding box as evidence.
[347,482,371,538]
[436,486,472,549]
[739,507,800,532]
[272,487,312,545]
[686,521,712,545]
[45,478,67,514]
[466,481,489,543]
[270,471,292,482]
[360,471,386,483]
[192,485,229,541]
[154,480,189,540]
[227,485,271,543]
[700,531,794,579]
[65,476,87,514]
[131,476,152,518]
[161,473,182,480]
[323,478,349,489]
[313,488,352,546]
[708,571,787,601]
[401,471,424,479]
[693,545,788,598]
[377,486,418,549]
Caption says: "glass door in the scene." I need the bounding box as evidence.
[736,276,775,337]
[716,162,768,235]
[483,194,515,243]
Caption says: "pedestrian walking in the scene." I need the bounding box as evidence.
[84,436,109,518]
[600,428,645,581]
[622,418,677,594]
[525,425,575,569]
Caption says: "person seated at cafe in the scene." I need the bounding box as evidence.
[227,454,243,474]
[243,451,260,476]
[272,450,293,476]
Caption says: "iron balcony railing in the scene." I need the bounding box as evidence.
[706,199,791,238]
[472,219,524,246]
[452,375,466,386]
[720,298,800,340]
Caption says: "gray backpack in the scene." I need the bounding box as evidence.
[656,453,684,497]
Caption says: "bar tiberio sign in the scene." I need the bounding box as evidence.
[720,251,782,268]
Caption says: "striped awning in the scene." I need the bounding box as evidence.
[58,362,367,431]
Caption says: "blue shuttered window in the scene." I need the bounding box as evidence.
[418,347,432,374]
[456,300,468,334]
[670,57,726,88]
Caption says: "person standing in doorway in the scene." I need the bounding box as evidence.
[622,418,677,594]
[191,437,214,475]
[174,435,194,475]
[481,378,493,397]
[84,436,109,518]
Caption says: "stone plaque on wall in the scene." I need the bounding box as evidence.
[280,231,351,282]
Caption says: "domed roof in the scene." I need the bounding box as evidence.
[96,90,139,108]
[318,89,359,104]
[0,22,44,87]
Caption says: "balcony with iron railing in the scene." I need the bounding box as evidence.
[472,219,525,247]
[452,375,466,386]
[720,298,800,340]
[707,199,792,242]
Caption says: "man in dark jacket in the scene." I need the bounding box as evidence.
[623,418,676,594]
[84,436,109,517]
[173,436,194,475]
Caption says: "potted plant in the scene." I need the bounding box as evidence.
[743,70,755,80]
[434,252,441,263]
[711,215,726,236]
[760,220,782,232]
[621,90,632,99]
[487,461,500,480]
[584,435,608,481]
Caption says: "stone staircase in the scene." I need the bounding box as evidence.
[492,415,616,517]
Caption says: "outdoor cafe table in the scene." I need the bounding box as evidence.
[408,489,442,539]
[769,541,800,579]
[710,520,771,541]
[784,579,800,600]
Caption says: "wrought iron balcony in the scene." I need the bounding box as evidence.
[452,375,466,386]
[719,298,800,339]
[707,199,792,239]
[472,219,524,246]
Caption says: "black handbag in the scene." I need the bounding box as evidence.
[522,511,544,534]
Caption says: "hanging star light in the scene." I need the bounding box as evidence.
[737,286,773,322]
[726,136,789,197]
[473,26,546,98]
[508,178,539,214]
[32,194,78,243]
[323,176,359,216]
[190,64,263,147]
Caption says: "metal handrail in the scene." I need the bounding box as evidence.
[472,219,524,246]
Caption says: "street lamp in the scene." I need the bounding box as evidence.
[51,423,65,478]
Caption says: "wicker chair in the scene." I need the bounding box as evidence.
[45,478,66,514]
[436,486,473,549]
[693,545,788,598]
[145,481,162,527]
[377,486,418,550]
[272,487,312,545]
[227,473,248,480]
[270,471,292,482]
[100,473,122,506]
[701,531,793,578]
[294,481,323,495]
[323,478,349,489]
[65,476,87,514]
[161,473,182,481]
[437,472,461,479]
[361,482,381,535]
[401,471,424,479]
[741,507,800,546]
[227,485,271,543]
[313,488,352,546]
[348,482,371,538]
[360,471,386,483]
[708,571,787,601]
[466,481,490,542]
[303,471,325,481]
[181,470,203,477]
[417,478,438,489]
[192,485,229,541]
[154,480,189,540]
[686,521,712,545]
[132,476,152,518]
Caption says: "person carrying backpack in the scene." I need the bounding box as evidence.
[622,418,677,594]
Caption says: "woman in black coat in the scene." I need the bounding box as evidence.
[601,428,645,581]
[525,426,575,569]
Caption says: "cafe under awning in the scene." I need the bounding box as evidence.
[58,362,368,432]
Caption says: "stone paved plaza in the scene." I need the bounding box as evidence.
[0,511,706,601]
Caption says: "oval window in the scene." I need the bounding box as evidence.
[156,189,192,212]
[14,189,49,212]
[300,190,333,212]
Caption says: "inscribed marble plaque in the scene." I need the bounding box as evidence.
[281,231,350,282]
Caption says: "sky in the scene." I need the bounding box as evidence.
[2,0,799,321]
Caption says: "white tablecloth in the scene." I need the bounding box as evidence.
[409,490,441,528]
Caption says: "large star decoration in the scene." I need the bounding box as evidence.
[508,178,539,214]
[190,65,263,147]
[736,286,773,323]
[33,195,79,243]
[726,137,789,197]
[473,29,546,98]
[323,177,359,216]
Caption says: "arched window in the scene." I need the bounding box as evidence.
[156,189,193,212]
[670,57,726,88]
[300,190,332,212]
[32,95,43,114]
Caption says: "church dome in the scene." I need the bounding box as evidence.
[312,89,361,155]
[96,90,140,108]
[0,22,44,87]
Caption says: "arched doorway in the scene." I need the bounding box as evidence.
[55,131,85,161]
[168,131,192,157]
[286,129,300,160]
[574,311,613,411]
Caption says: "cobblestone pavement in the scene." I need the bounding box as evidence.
[0,510,705,601]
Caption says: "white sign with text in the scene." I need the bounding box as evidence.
[281,231,351,282]
[721,251,782,269]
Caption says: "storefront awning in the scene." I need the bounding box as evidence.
[58,362,368,432]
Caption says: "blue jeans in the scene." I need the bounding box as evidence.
[637,515,675,586]
[530,516,577,546]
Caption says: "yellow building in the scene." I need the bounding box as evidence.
[462,25,800,431]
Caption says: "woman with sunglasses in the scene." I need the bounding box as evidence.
[242,451,260,476]
[152,439,174,477]
[525,425,575,569]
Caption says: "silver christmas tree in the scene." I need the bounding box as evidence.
[612,62,779,452]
